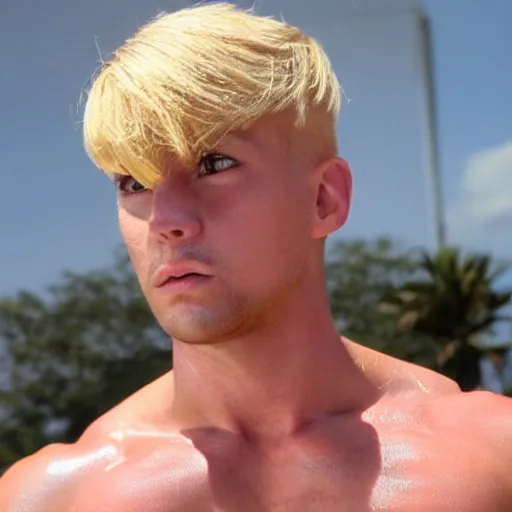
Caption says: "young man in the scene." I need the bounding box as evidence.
[1,3,511,511]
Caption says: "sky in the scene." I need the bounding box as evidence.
[1,0,511,303]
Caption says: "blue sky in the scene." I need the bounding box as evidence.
[1,0,511,298]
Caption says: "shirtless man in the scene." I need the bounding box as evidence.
[1,3,511,511]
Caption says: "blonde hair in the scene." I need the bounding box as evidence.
[83,2,341,187]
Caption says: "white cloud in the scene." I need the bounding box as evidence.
[447,141,512,256]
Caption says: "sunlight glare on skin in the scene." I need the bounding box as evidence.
[108,428,192,444]
[416,379,432,394]
[370,475,421,510]
[46,445,120,477]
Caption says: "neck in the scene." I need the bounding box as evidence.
[170,284,380,441]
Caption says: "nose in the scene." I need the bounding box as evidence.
[148,181,203,244]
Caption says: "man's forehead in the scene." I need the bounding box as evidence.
[200,117,291,158]
[229,115,295,151]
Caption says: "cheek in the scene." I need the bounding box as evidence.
[118,209,148,274]
[223,184,310,269]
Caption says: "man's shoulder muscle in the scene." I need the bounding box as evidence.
[465,391,512,502]
[428,390,512,503]
[1,435,126,511]
[0,439,121,511]
[0,443,71,510]
[0,375,174,511]
[0,424,128,511]
[464,390,512,451]
[430,389,512,432]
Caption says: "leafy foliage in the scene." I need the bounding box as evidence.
[0,249,170,472]
[326,238,441,367]
[381,247,512,390]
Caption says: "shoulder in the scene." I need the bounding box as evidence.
[426,390,512,503]
[0,439,120,511]
[434,389,512,440]
[345,337,461,395]
[0,375,173,511]
[427,389,512,429]
[80,371,174,442]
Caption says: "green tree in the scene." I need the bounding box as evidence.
[0,248,170,472]
[326,238,441,368]
[381,247,512,391]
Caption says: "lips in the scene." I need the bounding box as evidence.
[153,262,212,288]
[164,272,202,283]
[155,271,213,294]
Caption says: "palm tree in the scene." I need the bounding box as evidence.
[381,247,512,391]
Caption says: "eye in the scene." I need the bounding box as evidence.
[199,153,238,176]
[113,175,147,195]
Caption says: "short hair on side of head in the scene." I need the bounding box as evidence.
[83,2,341,187]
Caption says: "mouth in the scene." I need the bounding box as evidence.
[158,273,214,295]
[158,272,212,293]
[153,261,214,290]
[164,272,204,284]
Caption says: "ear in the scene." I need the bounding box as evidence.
[311,157,352,239]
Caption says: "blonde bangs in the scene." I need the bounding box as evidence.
[83,3,341,188]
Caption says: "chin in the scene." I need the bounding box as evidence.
[158,305,242,345]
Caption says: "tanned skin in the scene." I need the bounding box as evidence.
[1,114,511,511]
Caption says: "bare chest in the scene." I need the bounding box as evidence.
[74,427,506,512]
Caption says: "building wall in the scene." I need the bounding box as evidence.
[239,0,440,249]
[0,0,441,294]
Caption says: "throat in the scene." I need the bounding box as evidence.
[170,335,380,440]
